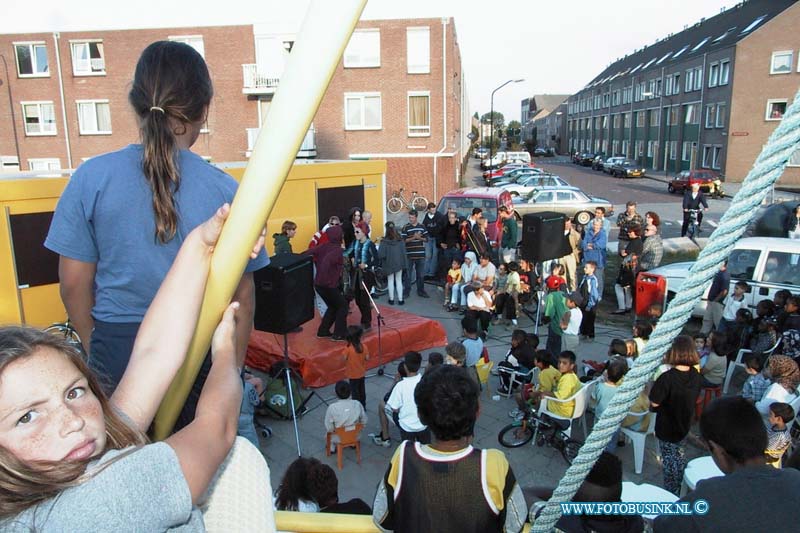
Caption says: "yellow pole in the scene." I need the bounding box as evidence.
[153,0,368,439]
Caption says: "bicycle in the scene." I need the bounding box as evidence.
[498,406,583,465]
[386,187,429,214]
[685,208,701,244]
[44,319,86,359]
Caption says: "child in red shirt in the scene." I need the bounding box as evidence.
[344,325,369,408]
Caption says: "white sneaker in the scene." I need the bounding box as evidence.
[369,433,391,447]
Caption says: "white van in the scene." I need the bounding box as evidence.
[645,237,800,317]
[505,151,531,164]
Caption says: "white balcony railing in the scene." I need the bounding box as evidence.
[242,64,280,94]
[246,126,316,158]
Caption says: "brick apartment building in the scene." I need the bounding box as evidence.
[0,17,469,202]
[565,0,800,184]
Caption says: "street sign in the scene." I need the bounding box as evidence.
[731,131,749,136]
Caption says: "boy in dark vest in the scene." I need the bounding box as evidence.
[373,365,527,533]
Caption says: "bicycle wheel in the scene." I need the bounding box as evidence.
[498,422,534,448]
[560,437,583,465]
[387,197,404,214]
[412,196,429,212]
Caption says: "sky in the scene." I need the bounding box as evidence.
[3,0,739,122]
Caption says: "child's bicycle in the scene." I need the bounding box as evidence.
[497,407,583,465]
[386,187,429,214]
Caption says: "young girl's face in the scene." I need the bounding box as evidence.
[694,338,706,352]
[451,260,460,270]
[0,348,106,464]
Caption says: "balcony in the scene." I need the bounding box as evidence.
[242,64,280,95]
[246,125,316,159]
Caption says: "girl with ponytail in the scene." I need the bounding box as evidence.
[45,41,268,429]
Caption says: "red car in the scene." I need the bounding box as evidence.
[481,162,536,180]
[436,187,514,252]
[667,169,723,196]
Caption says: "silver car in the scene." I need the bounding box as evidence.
[502,174,570,198]
[513,185,614,226]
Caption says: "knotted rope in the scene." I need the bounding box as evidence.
[533,86,800,532]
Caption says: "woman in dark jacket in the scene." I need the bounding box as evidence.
[342,207,363,254]
[306,225,348,340]
[378,222,407,305]
[612,225,643,314]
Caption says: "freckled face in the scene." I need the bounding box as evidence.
[0,348,106,464]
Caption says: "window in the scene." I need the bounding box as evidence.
[685,68,693,92]
[766,100,787,121]
[719,60,730,85]
[705,104,716,128]
[682,141,693,162]
[77,100,112,134]
[612,140,620,155]
[636,111,646,128]
[665,75,673,96]
[636,140,644,156]
[709,62,720,87]
[169,35,205,58]
[771,51,793,74]
[716,103,726,128]
[693,67,702,90]
[612,90,620,106]
[344,29,380,68]
[623,113,631,128]
[669,141,677,160]
[702,145,713,168]
[647,140,656,157]
[788,148,800,167]
[406,27,430,74]
[407,91,430,136]
[602,116,608,129]
[691,37,710,53]
[621,140,629,157]
[613,114,620,129]
[671,73,680,95]
[344,92,381,129]
[712,145,722,170]
[650,110,660,127]
[672,45,690,60]
[14,42,48,77]
[71,41,105,75]
[684,103,699,125]
[28,158,60,171]
[667,106,679,126]
[21,101,56,135]
[740,15,767,35]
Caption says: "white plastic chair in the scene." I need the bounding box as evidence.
[496,365,538,398]
[620,412,657,475]
[722,339,780,394]
[540,379,597,439]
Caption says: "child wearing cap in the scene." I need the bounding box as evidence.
[560,292,583,352]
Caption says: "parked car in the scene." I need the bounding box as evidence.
[610,159,646,178]
[474,147,489,159]
[591,155,605,171]
[487,167,545,187]
[505,151,532,164]
[577,152,599,166]
[513,185,614,226]
[533,147,548,157]
[502,174,570,197]
[667,169,722,196]
[644,237,800,317]
[437,187,513,252]
[481,152,506,169]
[602,156,626,174]
[482,163,536,181]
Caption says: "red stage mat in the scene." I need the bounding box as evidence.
[245,305,448,388]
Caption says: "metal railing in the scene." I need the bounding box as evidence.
[242,64,280,93]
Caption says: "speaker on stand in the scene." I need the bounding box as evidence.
[520,212,571,334]
[253,253,319,456]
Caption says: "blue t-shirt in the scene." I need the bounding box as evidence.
[463,337,484,367]
[45,145,268,322]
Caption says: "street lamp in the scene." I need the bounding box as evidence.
[489,78,524,168]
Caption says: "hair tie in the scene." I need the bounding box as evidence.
[149,106,165,114]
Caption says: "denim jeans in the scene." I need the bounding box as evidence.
[424,239,438,277]
[403,257,426,296]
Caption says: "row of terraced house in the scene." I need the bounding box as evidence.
[559,0,800,184]
[0,17,471,202]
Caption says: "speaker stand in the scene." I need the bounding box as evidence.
[361,277,392,380]
[278,333,304,457]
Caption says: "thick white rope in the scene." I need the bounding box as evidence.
[532,86,800,532]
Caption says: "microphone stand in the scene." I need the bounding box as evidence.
[361,273,390,379]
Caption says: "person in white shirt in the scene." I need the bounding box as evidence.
[324,381,367,452]
[718,281,749,333]
[560,292,583,352]
[386,351,430,443]
[466,282,493,338]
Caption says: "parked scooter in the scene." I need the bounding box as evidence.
[711,175,725,199]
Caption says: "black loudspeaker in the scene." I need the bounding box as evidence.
[253,253,315,334]
[521,211,570,262]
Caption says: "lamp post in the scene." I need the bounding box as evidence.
[489,78,524,169]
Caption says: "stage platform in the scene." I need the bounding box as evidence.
[245,305,448,388]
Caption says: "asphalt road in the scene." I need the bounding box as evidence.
[465,156,732,241]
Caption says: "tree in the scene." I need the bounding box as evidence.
[480,111,505,132]
[473,111,479,120]
[507,120,522,145]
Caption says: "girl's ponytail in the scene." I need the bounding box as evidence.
[129,41,213,244]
